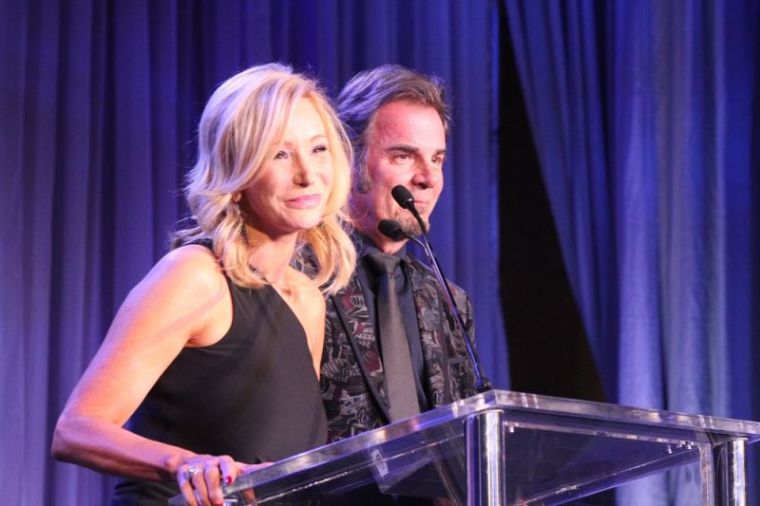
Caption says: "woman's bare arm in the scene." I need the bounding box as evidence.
[51,245,232,480]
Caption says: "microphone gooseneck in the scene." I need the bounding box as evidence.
[381,187,492,393]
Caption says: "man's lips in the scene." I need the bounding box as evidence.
[413,200,432,213]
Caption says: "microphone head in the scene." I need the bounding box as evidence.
[391,185,415,210]
[378,219,406,241]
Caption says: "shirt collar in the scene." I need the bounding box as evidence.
[355,231,408,260]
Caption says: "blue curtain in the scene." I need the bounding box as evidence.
[505,0,760,503]
[0,0,508,502]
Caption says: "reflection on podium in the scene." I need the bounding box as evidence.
[170,390,760,505]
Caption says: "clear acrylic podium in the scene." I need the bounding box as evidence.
[169,390,760,505]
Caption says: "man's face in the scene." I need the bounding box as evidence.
[351,100,446,253]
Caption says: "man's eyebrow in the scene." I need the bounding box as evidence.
[385,144,419,153]
[384,145,447,157]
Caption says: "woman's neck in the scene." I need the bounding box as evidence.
[244,226,299,287]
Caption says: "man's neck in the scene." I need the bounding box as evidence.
[357,229,407,255]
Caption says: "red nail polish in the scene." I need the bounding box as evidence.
[225,475,233,485]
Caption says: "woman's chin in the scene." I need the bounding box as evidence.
[287,215,324,234]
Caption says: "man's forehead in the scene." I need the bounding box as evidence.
[373,100,442,123]
[370,103,445,145]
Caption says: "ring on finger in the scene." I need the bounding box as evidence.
[184,464,200,482]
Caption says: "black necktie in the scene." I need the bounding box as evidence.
[366,253,420,421]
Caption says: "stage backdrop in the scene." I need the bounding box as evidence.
[1,1,508,503]
[505,0,760,504]
[2,0,760,505]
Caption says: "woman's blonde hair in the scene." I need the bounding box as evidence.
[173,63,355,294]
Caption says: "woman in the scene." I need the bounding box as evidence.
[52,63,356,506]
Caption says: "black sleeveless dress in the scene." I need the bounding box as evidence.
[111,278,327,505]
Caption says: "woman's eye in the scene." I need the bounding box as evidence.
[273,150,288,160]
[312,144,328,154]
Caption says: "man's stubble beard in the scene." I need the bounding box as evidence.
[398,214,423,237]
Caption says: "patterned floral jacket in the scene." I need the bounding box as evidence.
[320,252,478,442]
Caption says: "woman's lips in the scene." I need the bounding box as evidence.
[286,194,322,209]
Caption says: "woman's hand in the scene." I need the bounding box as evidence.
[177,455,270,506]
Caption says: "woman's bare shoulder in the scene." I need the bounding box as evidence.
[150,244,225,290]
[117,244,230,343]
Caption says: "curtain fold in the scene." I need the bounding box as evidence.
[505,0,760,503]
[505,0,618,395]
[1,1,508,502]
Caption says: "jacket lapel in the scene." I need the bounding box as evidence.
[405,256,452,407]
[330,274,393,422]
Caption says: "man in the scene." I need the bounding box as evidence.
[320,64,478,443]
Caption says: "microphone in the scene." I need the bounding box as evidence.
[377,219,407,242]
[380,189,492,393]
[391,185,416,210]
[390,185,427,233]
[378,219,429,252]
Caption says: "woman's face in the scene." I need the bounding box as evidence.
[243,98,334,238]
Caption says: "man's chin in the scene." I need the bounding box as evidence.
[399,217,424,237]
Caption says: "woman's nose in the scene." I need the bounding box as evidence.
[293,155,316,186]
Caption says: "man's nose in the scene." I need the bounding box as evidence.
[412,160,442,189]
